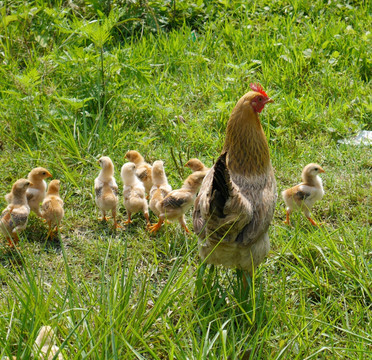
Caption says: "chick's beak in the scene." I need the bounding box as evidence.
[319,167,325,173]
[46,172,52,178]
[29,182,34,187]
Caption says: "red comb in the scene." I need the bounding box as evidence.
[249,83,268,97]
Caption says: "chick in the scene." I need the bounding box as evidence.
[121,162,150,226]
[125,150,153,196]
[185,158,209,173]
[25,167,52,217]
[149,171,206,234]
[33,326,63,360]
[282,163,325,226]
[41,180,64,237]
[149,160,172,217]
[0,179,31,247]
[95,156,120,228]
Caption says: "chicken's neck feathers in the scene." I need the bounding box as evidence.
[302,175,323,188]
[10,193,28,206]
[223,109,271,176]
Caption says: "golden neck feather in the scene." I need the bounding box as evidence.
[222,105,270,176]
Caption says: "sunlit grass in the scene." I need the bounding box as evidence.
[0,0,371,358]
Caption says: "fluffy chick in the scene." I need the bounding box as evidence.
[26,167,52,217]
[282,163,325,226]
[149,171,206,234]
[95,156,120,228]
[0,179,31,247]
[41,180,64,237]
[149,160,172,217]
[33,326,63,360]
[185,158,209,173]
[125,150,153,196]
[121,162,150,226]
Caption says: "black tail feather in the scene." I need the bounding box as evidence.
[210,152,230,218]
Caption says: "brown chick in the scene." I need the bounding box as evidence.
[193,83,276,282]
[282,163,325,226]
[33,326,63,360]
[149,160,172,217]
[0,179,31,247]
[125,150,153,196]
[25,167,52,217]
[95,156,120,228]
[185,158,209,173]
[149,171,206,234]
[121,162,150,226]
[41,180,64,237]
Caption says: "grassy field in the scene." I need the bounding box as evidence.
[0,0,371,359]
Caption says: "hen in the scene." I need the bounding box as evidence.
[193,84,276,279]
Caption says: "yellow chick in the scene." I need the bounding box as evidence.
[95,156,120,228]
[121,162,150,226]
[33,326,63,360]
[282,163,325,226]
[149,160,172,217]
[185,158,209,172]
[148,171,206,234]
[41,180,64,237]
[125,150,153,196]
[0,179,31,247]
[25,167,53,217]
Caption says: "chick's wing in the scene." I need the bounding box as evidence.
[161,190,192,210]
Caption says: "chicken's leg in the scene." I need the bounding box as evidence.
[112,210,122,229]
[283,210,291,225]
[123,212,132,225]
[307,217,318,226]
[149,217,164,233]
[179,216,190,233]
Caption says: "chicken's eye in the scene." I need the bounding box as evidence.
[258,97,263,102]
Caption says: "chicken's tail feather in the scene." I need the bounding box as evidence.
[210,152,231,218]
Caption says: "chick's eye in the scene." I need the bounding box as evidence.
[314,168,318,171]
[42,172,46,175]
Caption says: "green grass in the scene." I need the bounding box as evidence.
[0,0,371,359]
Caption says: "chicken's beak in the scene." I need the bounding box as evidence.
[265,97,274,104]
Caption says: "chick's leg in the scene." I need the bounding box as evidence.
[123,212,132,225]
[179,216,190,233]
[112,210,122,229]
[283,210,291,225]
[149,216,164,234]
[144,212,151,228]
[12,233,20,246]
[307,217,318,226]
[7,237,14,247]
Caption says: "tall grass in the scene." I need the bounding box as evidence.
[0,0,371,358]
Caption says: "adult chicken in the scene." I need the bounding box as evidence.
[193,84,277,281]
